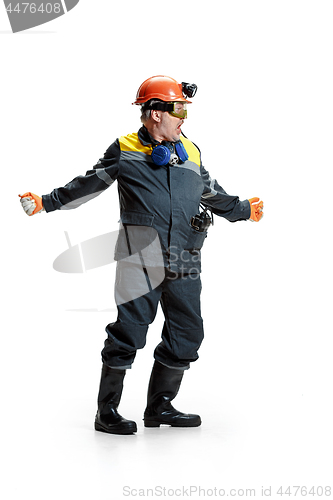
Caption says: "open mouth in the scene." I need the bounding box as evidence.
[177,120,184,131]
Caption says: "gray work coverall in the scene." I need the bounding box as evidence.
[42,126,251,369]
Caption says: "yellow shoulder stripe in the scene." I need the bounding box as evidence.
[180,136,201,167]
[119,132,200,167]
[119,133,152,155]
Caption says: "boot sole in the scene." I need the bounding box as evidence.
[95,421,137,435]
[144,419,201,428]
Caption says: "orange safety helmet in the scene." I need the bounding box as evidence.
[133,75,192,105]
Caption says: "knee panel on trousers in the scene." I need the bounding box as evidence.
[101,321,149,368]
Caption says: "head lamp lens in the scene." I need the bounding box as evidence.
[181,82,197,98]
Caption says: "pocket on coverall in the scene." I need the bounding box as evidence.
[184,227,207,252]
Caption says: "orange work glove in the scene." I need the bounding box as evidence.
[19,192,44,216]
[249,197,264,222]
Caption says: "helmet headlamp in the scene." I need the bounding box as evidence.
[181,82,197,99]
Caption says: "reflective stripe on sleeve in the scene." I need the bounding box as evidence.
[201,177,217,198]
[95,168,114,186]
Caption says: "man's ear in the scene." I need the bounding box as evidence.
[151,109,162,123]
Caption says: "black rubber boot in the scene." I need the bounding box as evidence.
[144,361,201,428]
[94,365,137,435]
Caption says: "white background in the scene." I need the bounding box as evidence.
[1,1,332,498]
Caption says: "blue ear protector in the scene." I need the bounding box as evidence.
[151,142,189,166]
